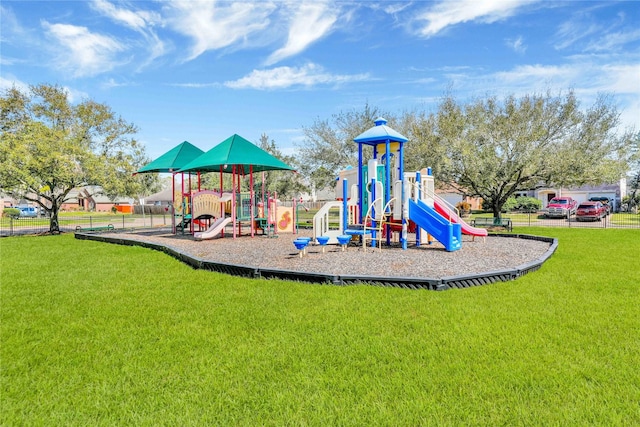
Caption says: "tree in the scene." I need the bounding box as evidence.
[197,134,306,200]
[296,103,394,193]
[294,92,634,217]
[256,133,307,199]
[399,109,452,184]
[431,91,635,218]
[0,83,155,233]
[625,171,640,212]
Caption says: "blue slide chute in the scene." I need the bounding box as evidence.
[408,199,462,252]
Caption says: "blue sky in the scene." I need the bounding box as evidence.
[1,0,639,160]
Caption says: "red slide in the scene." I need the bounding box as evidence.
[433,199,488,238]
[193,218,207,227]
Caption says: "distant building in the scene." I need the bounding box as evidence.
[1,186,133,212]
[60,186,134,212]
[1,192,17,208]
[524,177,627,212]
[436,187,483,211]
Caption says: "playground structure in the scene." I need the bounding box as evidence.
[313,118,487,252]
[120,124,556,290]
[180,188,296,240]
[137,135,299,241]
[137,128,486,249]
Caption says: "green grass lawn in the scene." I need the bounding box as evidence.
[2,228,639,426]
[610,212,640,225]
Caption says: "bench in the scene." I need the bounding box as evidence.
[471,217,512,231]
[75,224,115,232]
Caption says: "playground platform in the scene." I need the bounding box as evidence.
[75,228,556,291]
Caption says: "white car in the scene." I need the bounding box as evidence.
[18,206,38,218]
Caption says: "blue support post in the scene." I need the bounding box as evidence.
[342,178,348,233]
[385,139,391,209]
[370,177,376,247]
[358,144,363,223]
[385,139,391,246]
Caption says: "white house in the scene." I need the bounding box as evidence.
[533,177,627,212]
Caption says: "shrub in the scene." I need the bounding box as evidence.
[3,207,20,219]
[517,196,542,212]
[484,196,542,213]
[502,198,519,212]
[455,201,471,212]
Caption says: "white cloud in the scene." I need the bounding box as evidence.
[553,4,639,52]
[383,3,412,15]
[63,86,90,104]
[444,60,640,130]
[42,21,125,77]
[100,78,138,90]
[0,5,24,41]
[414,0,538,37]
[585,28,640,52]
[265,2,338,66]
[170,82,221,89]
[163,1,276,61]
[0,56,24,67]
[91,0,153,31]
[0,76,29,93]
[493,64,574,86]
[91,0,166,67]
[506,35,526,54]
[554,18,601,50]
[596,64,640,94]
[490,62,640,100]
[224,63,370,90]
[619,97,640,132]
[0,76,88,104]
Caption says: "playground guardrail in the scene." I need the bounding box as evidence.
[409,180,460,223]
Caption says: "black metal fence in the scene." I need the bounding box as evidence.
[1,209,638,237]
[496,210,640,229]
[0,213,170,237]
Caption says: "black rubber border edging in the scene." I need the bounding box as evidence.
[75,232,558,291]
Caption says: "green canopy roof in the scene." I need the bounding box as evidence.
[137,141,205,174]
[178,134,295,174]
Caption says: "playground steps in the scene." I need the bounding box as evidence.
[176,215,191,232]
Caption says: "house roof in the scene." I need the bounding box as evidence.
[145,187,173,203]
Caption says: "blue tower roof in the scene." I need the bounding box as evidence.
[353,117,408,145]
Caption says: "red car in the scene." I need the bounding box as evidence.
[576,201,607,221]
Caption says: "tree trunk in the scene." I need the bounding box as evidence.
[49,204,60,234]
[492,203,502,219]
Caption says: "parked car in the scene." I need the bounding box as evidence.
[588,196,612,215]
[576,201,607,221]
[17,206,38,218]
[545,197,578,218]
